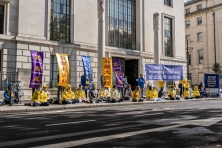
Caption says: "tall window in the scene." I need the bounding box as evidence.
[197,17,202,25]
[188,53,191,65]
[188,73,192,81]
[50,0,70,43]
[198,50,203,64]
[50,55,59,87]
[0,6,4,34]
[108,0,136,49]
[196,4,202,11]
[164,0,172,6]
[185,8,190,14]
[185,20,190,28]
[197,32,203,42]
[164,17,173,57]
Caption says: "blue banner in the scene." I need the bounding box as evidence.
[204,74,220,97]
[81,56,93,90]
[145,64,183,80]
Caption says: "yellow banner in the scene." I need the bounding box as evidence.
[102,58,112,88]
[56,53,70,87]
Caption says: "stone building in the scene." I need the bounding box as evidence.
[0,0,186,97]
[185,0,222,84]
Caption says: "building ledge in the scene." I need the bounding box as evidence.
[0,0,11,3]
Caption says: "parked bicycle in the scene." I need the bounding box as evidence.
[1,81,24,106]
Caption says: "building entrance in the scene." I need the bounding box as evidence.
[112,57,138,90]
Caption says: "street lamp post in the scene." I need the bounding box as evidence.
[186,39,193,81]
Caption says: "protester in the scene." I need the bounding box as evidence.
[146,86,152,99]
[158,80,164,89]
[57,74,64,102]
[184,88,193,99]
[158,87,165,99]
[138,74,145,98]
[168,86,180,100]
[98,84,110,102]
[193,86,202,98]
[132,86,143,102]
[42,85,50,100]
[124,84,132,100]
[61,84,76,104]
[75,85,86,102]
[149,86,161,101]
[121,73,128,98]
[184,80,190,89]
[178,80,184,97]
[89,84,99,103]
[110,85,122,103]
[32,85,50,106]
[199,82,203,91]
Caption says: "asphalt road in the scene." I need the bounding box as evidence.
[0,101,222,148]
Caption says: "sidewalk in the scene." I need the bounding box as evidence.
[0,98,221,114]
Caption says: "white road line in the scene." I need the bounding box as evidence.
[45,120,96,127]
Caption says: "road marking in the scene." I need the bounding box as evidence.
[124,107,145,110]
[45,120,96,127]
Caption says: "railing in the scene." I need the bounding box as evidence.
[0,72,17,91]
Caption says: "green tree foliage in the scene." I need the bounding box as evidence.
[212,63,222,75]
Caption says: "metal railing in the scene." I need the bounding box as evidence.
[0,72,17,91]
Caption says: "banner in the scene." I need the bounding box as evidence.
[29,51,44,88]
[145,64,183,80]
[112,59,123,88]
[56,53,70,87]
[102,58,112,88]
[81,56,93,90]
[204,74,220,97]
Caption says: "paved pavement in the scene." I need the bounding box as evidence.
[0,98,220,113]
[0,100,222,147]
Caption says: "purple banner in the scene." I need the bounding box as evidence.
[112,59,123,88]
[29,51,44,88]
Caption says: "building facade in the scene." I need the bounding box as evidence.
[185,0,222,84]
[0,0,186,96]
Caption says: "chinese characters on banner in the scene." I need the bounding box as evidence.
[29,51,44,88]
[81,56,93,90]
[102,58,112,88]
[112,59,123,88]
[56,53,70,87]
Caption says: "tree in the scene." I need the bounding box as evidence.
[212,63,222,75]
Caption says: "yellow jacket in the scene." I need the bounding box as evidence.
[111,89,120,99]
[146,90,151,98]
[184,90,191,98]
[75,89,86,99]
[150,89,158,99]
[168,89,176,98]
[99,89,109,98]
[32,90,48,103]
[158,80,164,89]
[62,90,75,101]
[132,90,140,101]
[184,81,190,88]
[193,86,200,97]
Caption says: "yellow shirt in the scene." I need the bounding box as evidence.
[111,89,120,99]
[132,90,140,101]
[32,90,48,103]
[75,89,86,99]
[62,90,75,101]
[184,90,190,98]
[146,90,151,98]
[158,80,164,89]
[150,89,158,99]
[99,89,109,98]
[193,86,200,97]
[184,81,190,88]
[168,89,176,98]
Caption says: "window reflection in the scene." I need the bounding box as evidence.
[164,17,173,57]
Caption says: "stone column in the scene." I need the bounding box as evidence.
[153,12,160,64]
[97,0,105,88]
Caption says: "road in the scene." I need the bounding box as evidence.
[0,100,222,148]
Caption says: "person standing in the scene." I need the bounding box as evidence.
[57,74,64,103]
[138,74,145,98]
[121,73,128,98]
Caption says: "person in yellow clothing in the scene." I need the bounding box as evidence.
[184,88,193,99]
[193,86,202,98]
[149,86,161,101]
[99,84,110,102]
[61,84,76,104]
[75,85,86,103]
[110,85,122,103]
[146,86,152,99]
[168,86,180,100]
[184,80,190,89]
[158,80,165,89]
[132,86,143,102]
[42,85,50,100]
[32,85,50,106]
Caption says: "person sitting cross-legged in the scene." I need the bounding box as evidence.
[110,85,123,103]
[184,88,193,99]
[124,84,132,100]
[60,84,76,104]
[132,86,144,102]
[89,84,99,103]
[146,86,152,100]
[167,86,180,100]
[158,87,165,99]
[32,85,50,106]
[149,86,161,101]
[75,85,86,103]
[193,86,202,98]
[98,84,110,102]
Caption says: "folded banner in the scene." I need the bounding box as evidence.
[112,59,123,88]
[146,64,183,80]
[56,53,70,87]
[81,56,93,90]
[29,51,44,88]
[102,58,112,88]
